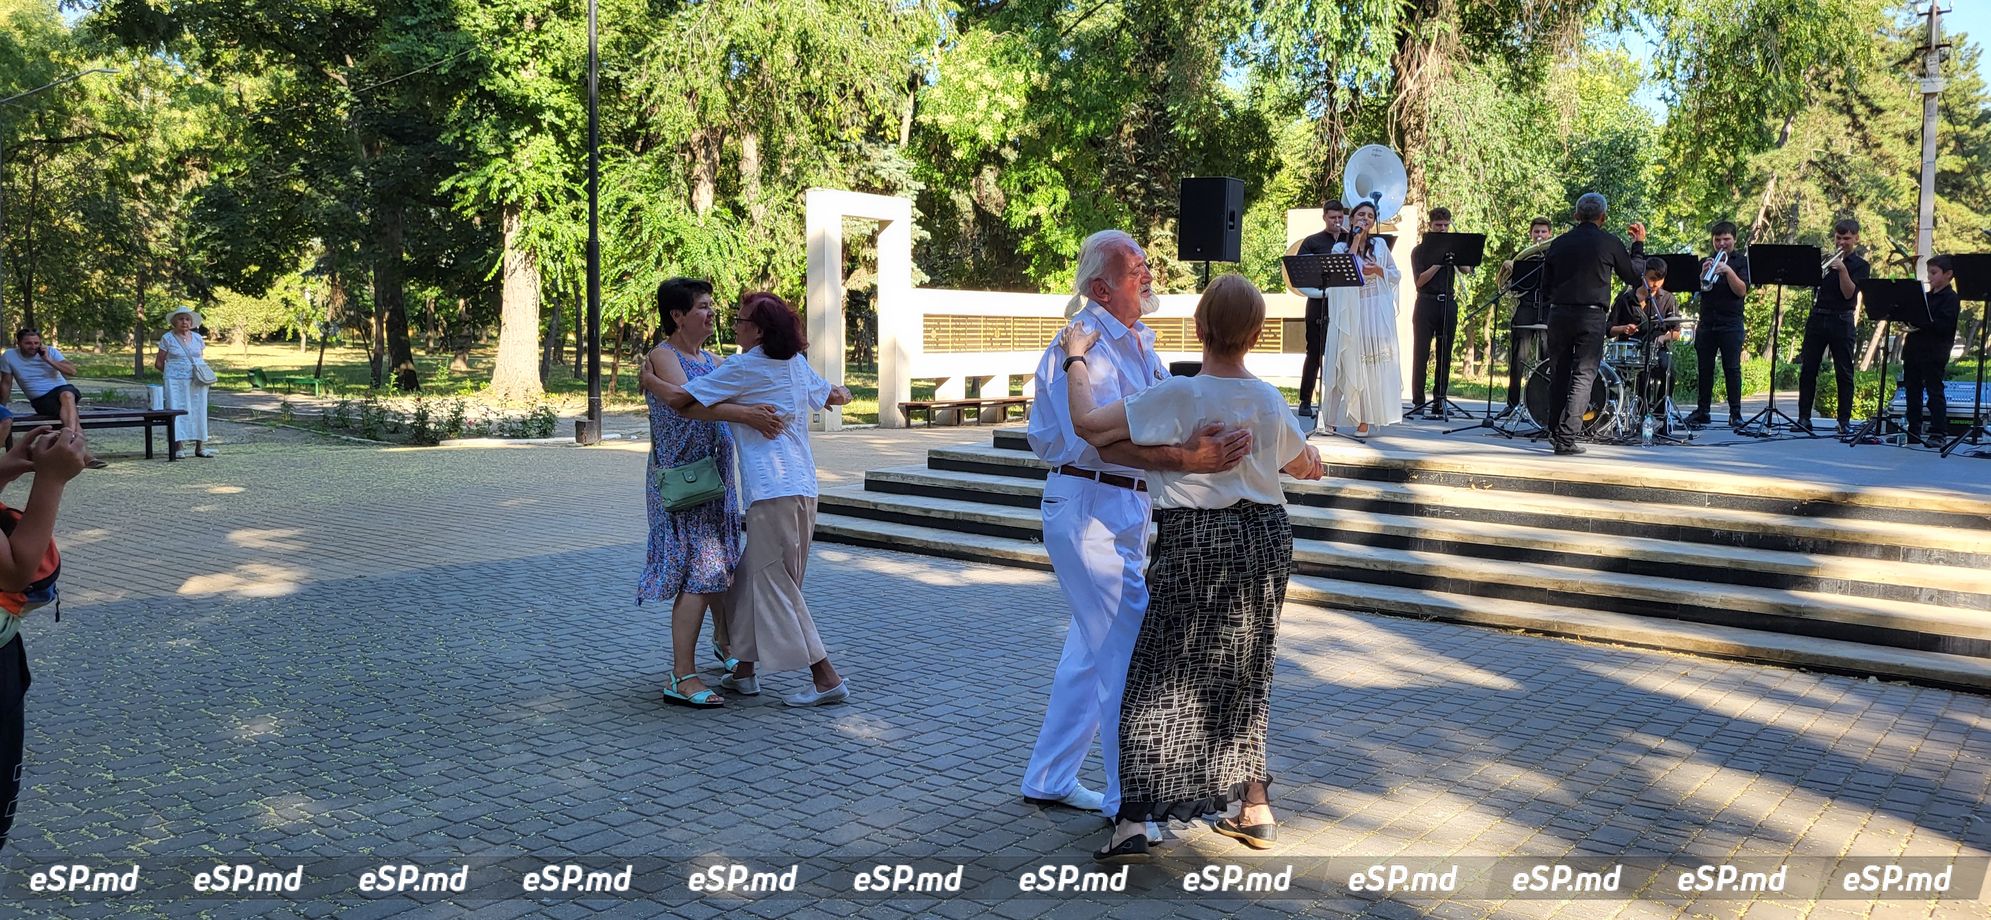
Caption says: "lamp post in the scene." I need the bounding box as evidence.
[0,67,116,330]
[576,1,603,444]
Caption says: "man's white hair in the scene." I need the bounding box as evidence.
[1065,229,1141,317]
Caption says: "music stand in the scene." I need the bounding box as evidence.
[1735,243,1819,438]
[1941,253,1991,459]
[1447,254,1545,438]
[1846,278,1925,447]
[1407,232,1486,421]
[1282,253,1365,438]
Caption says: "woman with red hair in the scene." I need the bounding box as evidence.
[654,292,857,707]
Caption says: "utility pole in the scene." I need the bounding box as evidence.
[576,0,603,444]
[1915,1,1948,281]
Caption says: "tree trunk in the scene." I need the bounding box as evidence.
[690,128,721,217]
[18,150,40,331]
[375,203,419,391]
[572,296,584,378]
[542,291,561,379]
[450,297,472,373]
[489,207,545,402]
[132,263,147,378]
[607,320,624,397]
[742,131,766,231]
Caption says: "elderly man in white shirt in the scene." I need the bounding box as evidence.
[1020,229,1253,823]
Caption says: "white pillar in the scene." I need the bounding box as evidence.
[804,188,914,429]
[933,375,965,425]
[978,374,1008,424]
[804,190,845,433]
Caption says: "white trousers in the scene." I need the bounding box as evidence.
[1020,473,1151,815]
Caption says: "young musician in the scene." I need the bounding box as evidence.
[1409,208,1460,417]
[1905,254,1961,444]
[1685,221,1750,428]
[1610,260,1681,425]
[1498,217,1555,408]
[1288,201,1353,418]
[1796,219,1869,435]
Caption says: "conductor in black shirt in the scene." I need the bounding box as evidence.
[1289,201,1353,418]
[1410,207,1461,417]
[1541,192,1647,455]
[1795,219,1869,435]
[1685,221,1750,428]
[1906,254,1961,444]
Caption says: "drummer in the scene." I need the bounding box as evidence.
[1609,259,1681,408]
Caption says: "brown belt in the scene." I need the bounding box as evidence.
[1055,464,1148,492]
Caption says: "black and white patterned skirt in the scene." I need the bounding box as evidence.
[1116,501,1294,823]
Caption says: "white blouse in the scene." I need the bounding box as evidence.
[681,347,833,507]
[158,331,206,381]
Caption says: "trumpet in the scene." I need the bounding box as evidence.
[1699,249,1729,291]
[1821,248,1848,273]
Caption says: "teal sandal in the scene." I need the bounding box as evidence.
[710,642,740,674]
[664,672,724,708]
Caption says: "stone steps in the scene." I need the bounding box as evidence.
[811,513,1991,692]
[819,484,1990,658]
[852,467,1991,608]
[986,428,1991,529]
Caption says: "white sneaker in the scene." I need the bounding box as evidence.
[783,681,849,707]
[1024,783,1105,813]
[719,674,760,696]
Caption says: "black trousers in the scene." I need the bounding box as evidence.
[0,635,27,853]
[1298,297,1327,410]
[1411,299,1458,408]
[1546,305,1609,448]
[1797,312,1856,424]
[1903,345,1953,437]
[1695,326,1745,417]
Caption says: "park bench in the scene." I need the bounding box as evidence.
[897,396,1031,427]
[247,367,335,396]
[4,407,189,460]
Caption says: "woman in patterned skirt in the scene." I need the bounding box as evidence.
[1061,274,1324,862]
[637,278,782,708]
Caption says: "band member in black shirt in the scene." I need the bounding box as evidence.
[1410,207,1462,417]
[1906,254,1961,444]
[1610,260,1682,425]
[1288,201,1353,418]
[1541,192,1647,455]
[1685,220,1750,427]
[1498,216,1555,407]
[1796,219,1869,435]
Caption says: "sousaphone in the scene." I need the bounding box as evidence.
[1342,144,1408,221]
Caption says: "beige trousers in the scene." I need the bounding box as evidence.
[728,496,827,672]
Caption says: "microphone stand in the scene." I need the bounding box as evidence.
[1445,273,1540,438]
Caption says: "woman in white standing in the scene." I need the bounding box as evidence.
[1318,200,1404,435]
[153,306,215,457]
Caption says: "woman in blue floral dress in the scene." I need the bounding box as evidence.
[638,279,783,707]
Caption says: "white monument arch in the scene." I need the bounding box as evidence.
[804,188,1421,430]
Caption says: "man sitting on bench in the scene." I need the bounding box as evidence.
[1,330,106,469]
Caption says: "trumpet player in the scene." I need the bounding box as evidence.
[1685,221,1750,428]
[1795,219,1868,435]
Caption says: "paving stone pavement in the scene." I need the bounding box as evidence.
[0,431,1985,919]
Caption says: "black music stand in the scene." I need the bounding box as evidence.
[1735,243,1819,438]
[1447,255,1545,438]
[1282,253,1364,438]
[1408,232,1486,421]
[1847,278,1925,447]
[1942,253,1991,458]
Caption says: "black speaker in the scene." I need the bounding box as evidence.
[1177,176,1244,263]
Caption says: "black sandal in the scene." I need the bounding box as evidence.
[1092,833,1151,864]
[1214,815,1277,850]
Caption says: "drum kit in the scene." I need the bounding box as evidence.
[1504,315,1694,444]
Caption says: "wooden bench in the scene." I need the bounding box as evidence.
[4,408,189,460]
[247,368,335,396]
[897,396,1031,427]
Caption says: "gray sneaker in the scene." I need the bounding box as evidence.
[783,681,849,707]
[719,674,760,696]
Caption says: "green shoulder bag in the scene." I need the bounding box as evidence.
[654,454,726,511]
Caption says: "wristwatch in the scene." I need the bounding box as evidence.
[1063,355,1088,372]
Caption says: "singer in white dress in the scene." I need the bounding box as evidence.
[1318,200,1404,434]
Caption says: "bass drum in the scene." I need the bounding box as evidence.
[1524,362,1630,439]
